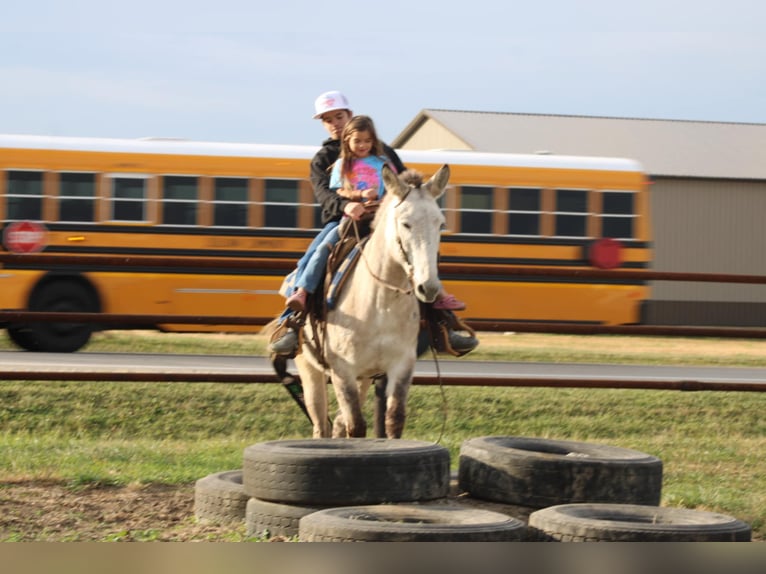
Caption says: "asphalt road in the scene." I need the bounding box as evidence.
[1,350,766,387]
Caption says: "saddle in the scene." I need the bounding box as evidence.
[267,216,371,360]
[269,211,475,359]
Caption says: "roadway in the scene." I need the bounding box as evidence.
[1,350,765,388]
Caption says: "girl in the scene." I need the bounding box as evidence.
[284,115,389,312]
[284,114,464,313]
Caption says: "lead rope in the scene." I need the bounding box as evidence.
[428,341,449,445]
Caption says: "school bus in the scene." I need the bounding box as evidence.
[0,134,651,352]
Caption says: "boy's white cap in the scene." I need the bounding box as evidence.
[313,90,351,119]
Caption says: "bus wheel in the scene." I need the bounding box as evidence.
[7,325,42,351]
[27,280,99,353]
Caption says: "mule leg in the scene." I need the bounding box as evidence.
[383,365,415,439]
[331,374,367,438]
[295,355,330,438]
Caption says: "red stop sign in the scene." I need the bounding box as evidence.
[3,221,48,253]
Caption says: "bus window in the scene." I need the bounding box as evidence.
[163,176,198,226]
[6,171,44,221]
[59,173,96,223]
[110,175,148,222]
[507,187,541,236]
[312,204,323,230]
[213,177,249,228]
[459,186,493,234]
[555,188,589,237]
[600,190,635,239]
[263,179,299,229]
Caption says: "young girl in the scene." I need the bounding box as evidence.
[284,114,464,313]
[284,115,388,312]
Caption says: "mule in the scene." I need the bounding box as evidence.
[296,164,450,438]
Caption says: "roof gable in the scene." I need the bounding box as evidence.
[392,110,766,179]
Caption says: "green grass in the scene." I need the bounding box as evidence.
[1,329,766,539]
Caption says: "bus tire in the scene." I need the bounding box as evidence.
[527,503,752,542]
[298,504,527,542]
[6,325,42,351]
[27,279,99,352]
[458,436,663,508]
[194,470,248,525]
[243,439,450,505]
[246,497,327,539]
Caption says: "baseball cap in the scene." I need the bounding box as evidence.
[313,90,351,119]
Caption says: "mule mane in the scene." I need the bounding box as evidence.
[399,169,423,187]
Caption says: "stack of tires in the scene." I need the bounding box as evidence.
[196,438,526,541]
[243,438,526,541]
[194,435,751,542]
[458,436,751,542]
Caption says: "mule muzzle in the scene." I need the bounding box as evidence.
[415,281,441,303]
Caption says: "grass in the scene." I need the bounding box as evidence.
[1,329,765,539]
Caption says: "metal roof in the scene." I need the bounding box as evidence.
[392,110,766,180]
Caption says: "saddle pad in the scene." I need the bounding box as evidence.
[325,243,363,310]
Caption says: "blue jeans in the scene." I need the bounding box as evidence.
[277,221,339,325]
[295,222,340,293]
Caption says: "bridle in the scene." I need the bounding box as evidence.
[352,186,416,296]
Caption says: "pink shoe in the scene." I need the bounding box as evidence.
[433,293,466,311]
[286,289,307,313]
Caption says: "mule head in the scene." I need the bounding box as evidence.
[381,164,450,202]
[380,164,450,303]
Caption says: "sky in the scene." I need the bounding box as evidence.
[3,0,765,147]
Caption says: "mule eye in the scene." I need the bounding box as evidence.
[402,222,412,230]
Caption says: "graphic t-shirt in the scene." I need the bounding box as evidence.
[329,155,390,199]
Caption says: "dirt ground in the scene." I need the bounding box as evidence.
[0,482,246,542]
[0,481,535,542]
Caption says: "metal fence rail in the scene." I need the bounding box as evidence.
[3,255,766,338]
[2,311,766,338]
[1,370,764,392]
[4,252,766,284]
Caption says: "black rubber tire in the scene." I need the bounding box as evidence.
[459,436,662,508]
[243,438,450,505]
[299,504,527,542]
[27,280,98,352]
[194,470,249,524]
[246,497,328,539]
[528,503,752,542]
[6,325,41,351]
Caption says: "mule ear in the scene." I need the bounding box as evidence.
[424,164,450,200]
[382,164,408,199]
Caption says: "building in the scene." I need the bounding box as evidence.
[392,111,766,327]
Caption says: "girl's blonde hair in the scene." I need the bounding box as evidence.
[339,115,384,180]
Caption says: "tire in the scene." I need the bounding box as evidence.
[6,325,41,351]
[194,470,249,525]
[299,504,527,542]
[243,438,450,505]
[246,497,327,539]
[459,436,662,508]
[26,280,99,352]
[528,503,752,542]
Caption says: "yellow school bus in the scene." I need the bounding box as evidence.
[0,134,651,351]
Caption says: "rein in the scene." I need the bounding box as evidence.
[351,203,414,296]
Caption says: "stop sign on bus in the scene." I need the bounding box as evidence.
[3,220,48,253]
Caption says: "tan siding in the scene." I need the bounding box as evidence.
[650,177,766,306]
[397,119,471,151]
